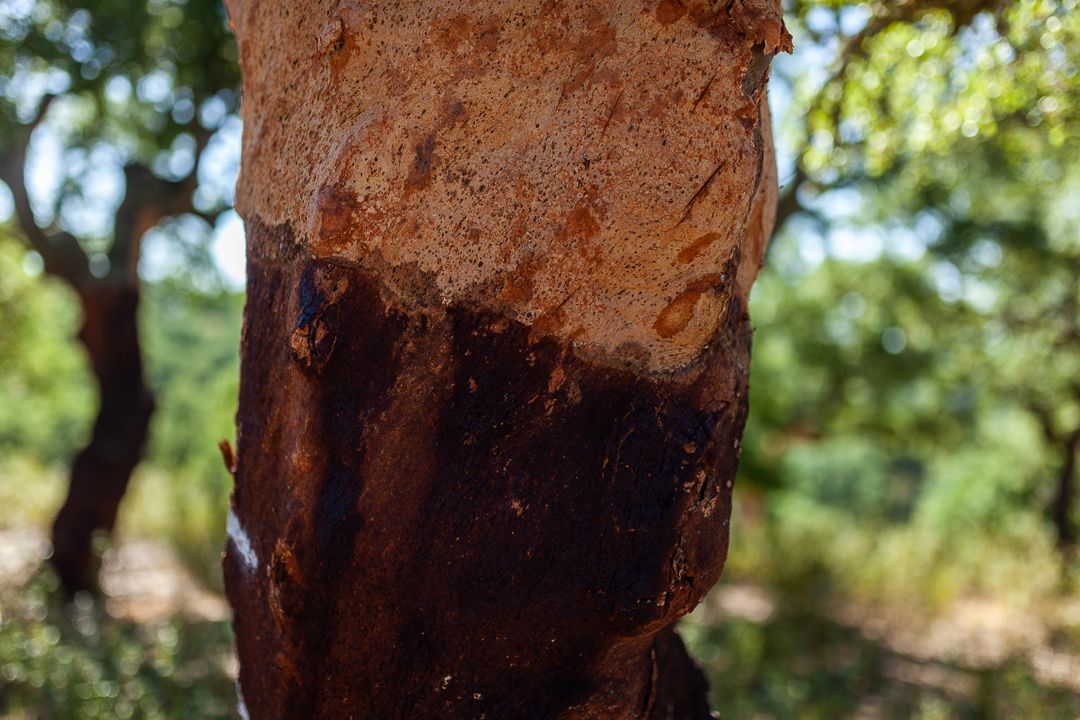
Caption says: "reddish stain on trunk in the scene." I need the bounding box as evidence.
[226,222,752,717]
[654,274,723,339]
[677,232,721,264]
[655,0,688,25]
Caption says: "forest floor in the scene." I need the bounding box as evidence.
[0,527,228,626]
[698,581,1080,692]
[0,527,238,720]
[1,526,1079,719]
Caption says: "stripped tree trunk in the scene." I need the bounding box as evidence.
[225,1,789,716]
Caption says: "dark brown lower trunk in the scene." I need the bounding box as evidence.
[1051,443,1077,550]
[226,227,751,718]
[50,283,154,594]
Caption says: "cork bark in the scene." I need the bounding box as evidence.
[224,2,789,717]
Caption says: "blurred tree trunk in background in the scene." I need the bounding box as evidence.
[50,285,154,593]
[1,105,199,594]
[225,1,788,717]
[1032,400,1080,549]
[0,0,239,595]
[1052,443,1077,549]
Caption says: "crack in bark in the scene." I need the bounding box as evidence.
[673,161,726,229]
[690,71,717,112]
[601,88,625,137]
[641,645,660,719]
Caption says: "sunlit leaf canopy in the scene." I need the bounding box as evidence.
[784,0,1078,175]
[772,0,1078,386]
[740,0,1080,554]
[0,0,239,284]
[777,0,1079,262]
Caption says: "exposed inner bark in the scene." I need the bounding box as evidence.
[50,284,154,594]
[228,226,750,718]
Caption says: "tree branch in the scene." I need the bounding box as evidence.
[777,1,1007,238]
[107,126,222,284]
[1028,400,1063,446]
[0,95,92,288]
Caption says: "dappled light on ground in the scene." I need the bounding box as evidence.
[684,583,1080,719]
[2,530,1078,719]
[0,534,236,720]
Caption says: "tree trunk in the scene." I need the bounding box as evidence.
[225,2,789,717]
[1051,438,1077,550]
[50,283,154,594]
[3,103,178,596]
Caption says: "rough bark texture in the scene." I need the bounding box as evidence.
[225,1,789,717]
[50,284,155,594]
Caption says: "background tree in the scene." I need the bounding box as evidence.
[745,0,1080,552]
[0,0,239,593]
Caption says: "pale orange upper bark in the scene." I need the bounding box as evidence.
[227,0,789,371]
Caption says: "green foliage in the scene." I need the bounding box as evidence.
[0,0,238,164]
[0,245,241,584]
[141,280,241,481]
[783,1,1080,179]
[0,236,93,464]
[1,0,243,588]
[0,0,240,285]
[0,571,236,719]
[733,0,1080,614]
[126,281,241,586]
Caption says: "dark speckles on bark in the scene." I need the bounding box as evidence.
[405,135,437,194]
